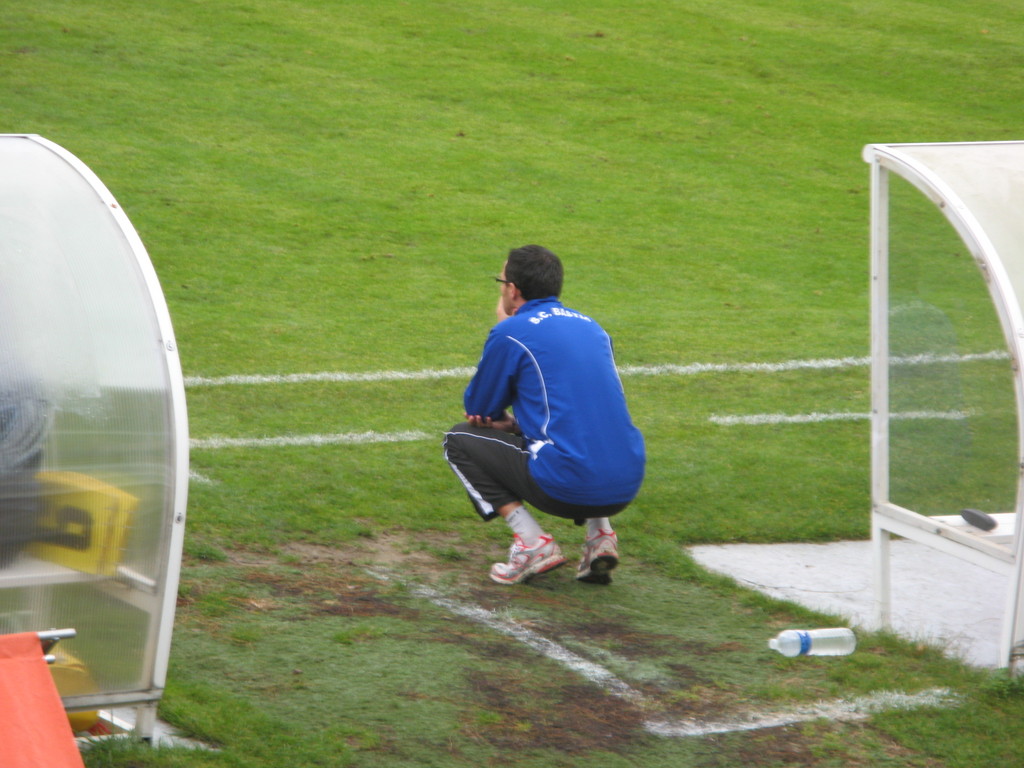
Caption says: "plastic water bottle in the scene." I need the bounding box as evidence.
[768,628,857,657]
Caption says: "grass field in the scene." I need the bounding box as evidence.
[6,0,1024,765]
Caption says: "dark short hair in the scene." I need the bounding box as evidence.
[505,245,563,300]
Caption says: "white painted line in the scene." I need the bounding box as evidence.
[183,351,1003,446]
[190,430,433,450]
[189,470,214,484]
[892,350,1007,365]
[618,357,870,377]
[710,410,971,426]
[183,351,1008,388]
[395,576,645,703]
[626,351,1006,378]
[645,687,957,737]
[184,367,476,387]
[368,568,957,738]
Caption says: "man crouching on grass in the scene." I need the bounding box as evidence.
[443,244,645,585]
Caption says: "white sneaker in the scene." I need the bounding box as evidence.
[489,534,567,585]
[576,530,618,584]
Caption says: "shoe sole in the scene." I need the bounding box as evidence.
[490,554,567,585]
[576,554,618,585]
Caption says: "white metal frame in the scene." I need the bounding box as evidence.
[0,135,189,734]
[865,141,1024,670]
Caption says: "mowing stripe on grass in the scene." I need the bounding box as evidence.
[710,410,971,426]
[190,430,433,450]
[368,568,957,738]
[182,351,1007,388]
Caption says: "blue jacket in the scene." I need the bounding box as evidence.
[464,297,645,505]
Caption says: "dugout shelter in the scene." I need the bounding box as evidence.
[866,140,1024,671]
[0,134,188,736]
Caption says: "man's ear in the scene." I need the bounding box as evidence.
[510,284,526,309]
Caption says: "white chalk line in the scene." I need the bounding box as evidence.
[182,350,1008,388]
[367,568,957,738]
[184,351,1006,448]
[710,410,971,426]
[189,469,214,484]
[190,430,432,451]
[644,687,957,737]
[184,367,476,388]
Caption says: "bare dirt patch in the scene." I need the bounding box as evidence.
[281,532,472,582]
[561,618,677,656]
[462,669,648,754]
[732,725,820,766]
[243,568,415,619]
[194,534,908,765]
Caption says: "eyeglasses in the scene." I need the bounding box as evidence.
[493,276,511,284]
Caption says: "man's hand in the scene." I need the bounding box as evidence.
[465,411,519,433]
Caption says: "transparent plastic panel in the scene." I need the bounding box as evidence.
[887,173,1018,516]
[0,136,173,696]
[896,143,1024,305]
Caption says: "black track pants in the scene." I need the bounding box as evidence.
[442,422,629,523]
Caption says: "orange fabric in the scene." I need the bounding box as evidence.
[0,632,85,768]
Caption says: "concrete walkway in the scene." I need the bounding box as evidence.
[689,539,1007,667]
